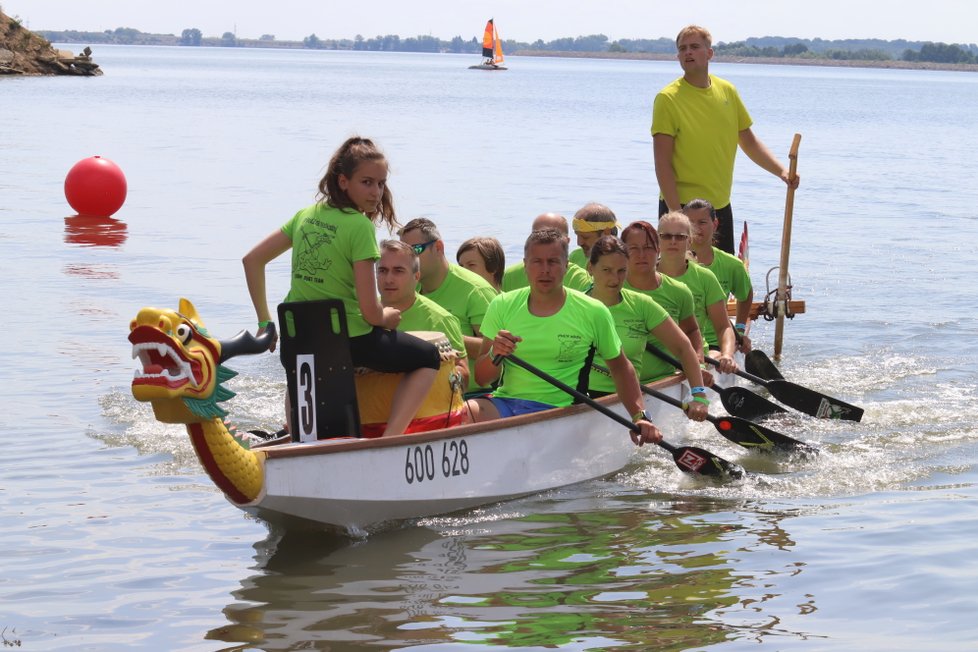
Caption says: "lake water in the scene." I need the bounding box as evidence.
[2,45,977,650]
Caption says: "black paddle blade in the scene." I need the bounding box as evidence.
[745,350,784,380]
[717,385,788,421]
[766,380,864,422]
[714,416,818,455]
[667,444,745,479]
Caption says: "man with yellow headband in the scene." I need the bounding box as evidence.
[570,203,620,269]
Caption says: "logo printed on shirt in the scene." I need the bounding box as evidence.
[556,334,583,363]
[295,231,334,278]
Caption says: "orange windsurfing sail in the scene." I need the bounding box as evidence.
[492,22,504,64]
[481,19,495,59]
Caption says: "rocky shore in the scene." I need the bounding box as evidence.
[0,11,101,75]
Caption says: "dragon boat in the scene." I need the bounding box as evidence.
[128,298,686,534]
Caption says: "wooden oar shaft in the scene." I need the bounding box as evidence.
[775,133,802,360]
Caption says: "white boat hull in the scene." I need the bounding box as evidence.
[244,379,686,532]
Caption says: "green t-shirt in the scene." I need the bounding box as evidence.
[672,262,727,348]
[569,248,588,270]
[481,288,622,407]
[651,75,752,208]
[501,260,592,293]
[703,247,752,300]
[587,289,668,393]
[624,275,695,382]
[282,203,379,337]
[398,293,467,360]
[423,264,497,338]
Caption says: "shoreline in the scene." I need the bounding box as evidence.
[516,50,978,73]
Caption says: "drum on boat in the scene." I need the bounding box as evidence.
[355,331,467,437]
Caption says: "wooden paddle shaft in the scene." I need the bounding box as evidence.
[775,133,802,360]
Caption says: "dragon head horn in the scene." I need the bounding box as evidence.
[219,324,277,363]
[178,298,205,328]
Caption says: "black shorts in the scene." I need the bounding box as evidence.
[348,327,441,372]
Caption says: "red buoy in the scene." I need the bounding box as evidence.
[64,156,128,217]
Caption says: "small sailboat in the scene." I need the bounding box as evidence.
[469,18,507,70]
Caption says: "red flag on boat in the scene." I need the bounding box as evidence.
[738,221,750,271]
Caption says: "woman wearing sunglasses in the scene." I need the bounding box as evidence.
[657,211,738,374]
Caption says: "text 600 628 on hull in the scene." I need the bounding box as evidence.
[129,298,685,533]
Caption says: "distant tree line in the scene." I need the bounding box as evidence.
[713,37,976,63]
[902,41,976,63]
[34,26,978,64]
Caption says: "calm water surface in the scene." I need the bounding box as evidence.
[1,46,977,650]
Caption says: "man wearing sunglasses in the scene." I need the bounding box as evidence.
[399,218,498,372]
[377,240,469,388]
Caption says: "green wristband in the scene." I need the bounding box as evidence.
[691,395,711,406]
[258,320,272,328]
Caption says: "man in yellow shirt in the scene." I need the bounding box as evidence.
[652,24,799,253]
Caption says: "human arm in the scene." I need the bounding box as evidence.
[677,314,704,363]
[242,229,292,352]
[650,318,708,422]
[653,133,682,212]
[463,333,483,362]
[353,259,400,329]
[473,330,522,387]
[707,301,738,373]
[734,288,754,354]
[738,128,800,188]
[606,351,662,446]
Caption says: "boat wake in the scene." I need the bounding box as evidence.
[93,341,978,528]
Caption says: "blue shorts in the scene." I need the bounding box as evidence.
[488,396,557,418]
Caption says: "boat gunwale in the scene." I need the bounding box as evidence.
[256,374,683,460]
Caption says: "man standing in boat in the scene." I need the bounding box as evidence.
[466,229,661,446]
[652,24,799,254]
[501,213,592,292]
[377,240,469,388]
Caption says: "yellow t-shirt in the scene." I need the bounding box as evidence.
[651,75,752,208]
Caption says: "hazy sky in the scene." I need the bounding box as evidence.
[11,0,977,45]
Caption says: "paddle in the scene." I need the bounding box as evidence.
[645,343,788,421]
[645,384,815,455]
[701,356,864,422]
[496,353,745,479]
[591,364,815,454]
[745,349,785,381]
